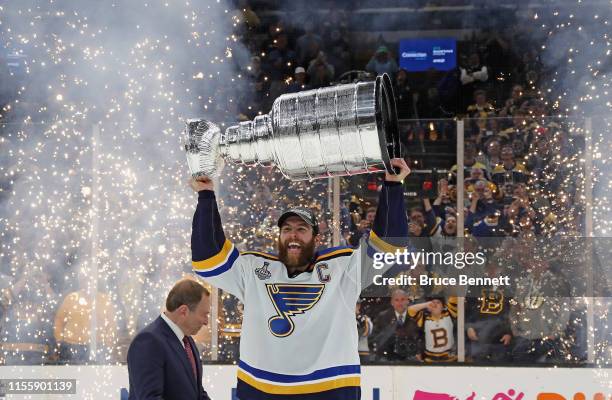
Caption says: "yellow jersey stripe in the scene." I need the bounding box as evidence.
[368,230,405,253]
[237,371,360,395]
[316,248,353,261]
[192,239,233,271]
[242,251,279,260]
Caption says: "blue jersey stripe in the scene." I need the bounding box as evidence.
[194,247,239,277]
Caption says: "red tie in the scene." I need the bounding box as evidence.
[182,336,197,380]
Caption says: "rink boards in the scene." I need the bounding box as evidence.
[0,365,609,399]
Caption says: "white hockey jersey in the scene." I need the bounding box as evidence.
[191,183,407,399]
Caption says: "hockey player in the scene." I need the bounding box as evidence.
[190,158,410,400]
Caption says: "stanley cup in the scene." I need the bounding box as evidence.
[185,73,401,181]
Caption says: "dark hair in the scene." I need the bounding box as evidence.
[409,206,424,216]
[166,279,210,312]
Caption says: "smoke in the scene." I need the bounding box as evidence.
[0,0,249,334]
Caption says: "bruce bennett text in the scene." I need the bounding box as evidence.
[372,274,511,287]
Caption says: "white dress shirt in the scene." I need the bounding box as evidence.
[395,310,408,324]
[161,312,187,344]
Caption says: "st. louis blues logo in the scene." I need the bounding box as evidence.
[266,284,325,337]
[255,262,271,280]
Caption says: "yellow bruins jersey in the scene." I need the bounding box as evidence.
[409,298,457,362]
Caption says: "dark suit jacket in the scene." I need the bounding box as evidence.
[369,308,423,361]
[127,316,211,400]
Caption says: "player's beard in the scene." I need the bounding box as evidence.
[278,237,316,271]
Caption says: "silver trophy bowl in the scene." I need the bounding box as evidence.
[185,73,401,181]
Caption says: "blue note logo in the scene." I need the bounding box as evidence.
[266,284,325,337]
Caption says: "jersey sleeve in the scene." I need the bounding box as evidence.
[360,181,409,290]
[191,190,249,302]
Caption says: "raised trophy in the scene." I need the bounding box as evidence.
[185,73,401,181]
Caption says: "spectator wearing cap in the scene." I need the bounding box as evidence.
[286,66,310,93]
[366,45,399,78]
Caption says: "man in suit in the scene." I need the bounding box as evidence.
[370,288,423,362]
[128,279,212,400]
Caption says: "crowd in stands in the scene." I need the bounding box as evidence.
[0,1,610,367]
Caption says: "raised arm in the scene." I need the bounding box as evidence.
[360,159,411,289]
[190,176,248,300]
[369,158,410,245]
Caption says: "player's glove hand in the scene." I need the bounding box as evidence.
[385,158,411,183]
[190,176,214,192]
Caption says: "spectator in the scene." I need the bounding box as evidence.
[481,137,502,172]
[366,46,399,77]
[431,179,455,219]
[234,0,261,33]
[449,141,488,185]
[395,69,415,119]
[430,212,457,273]
[499,110,532,146]
[356,299,373,363]
[466,89,495,118]
[323,28,351,77]
[416,87,450,119]
[409,205,436,238]
[408,296,458,362]
[296,20,323,67]
[265,32,296,98]
[460,53,489,112]
[511,255,571,363]
[465,190,511,245]
[499,84,525,117]
[437,66,461,115]
[491,144,529,186]
[466,257,513,362]
[464,167,490,189]
[306,52,334,88]
[353,206,376,246]
[370,289,423,362]
[286,66,310,93]
[402,263,445,302]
